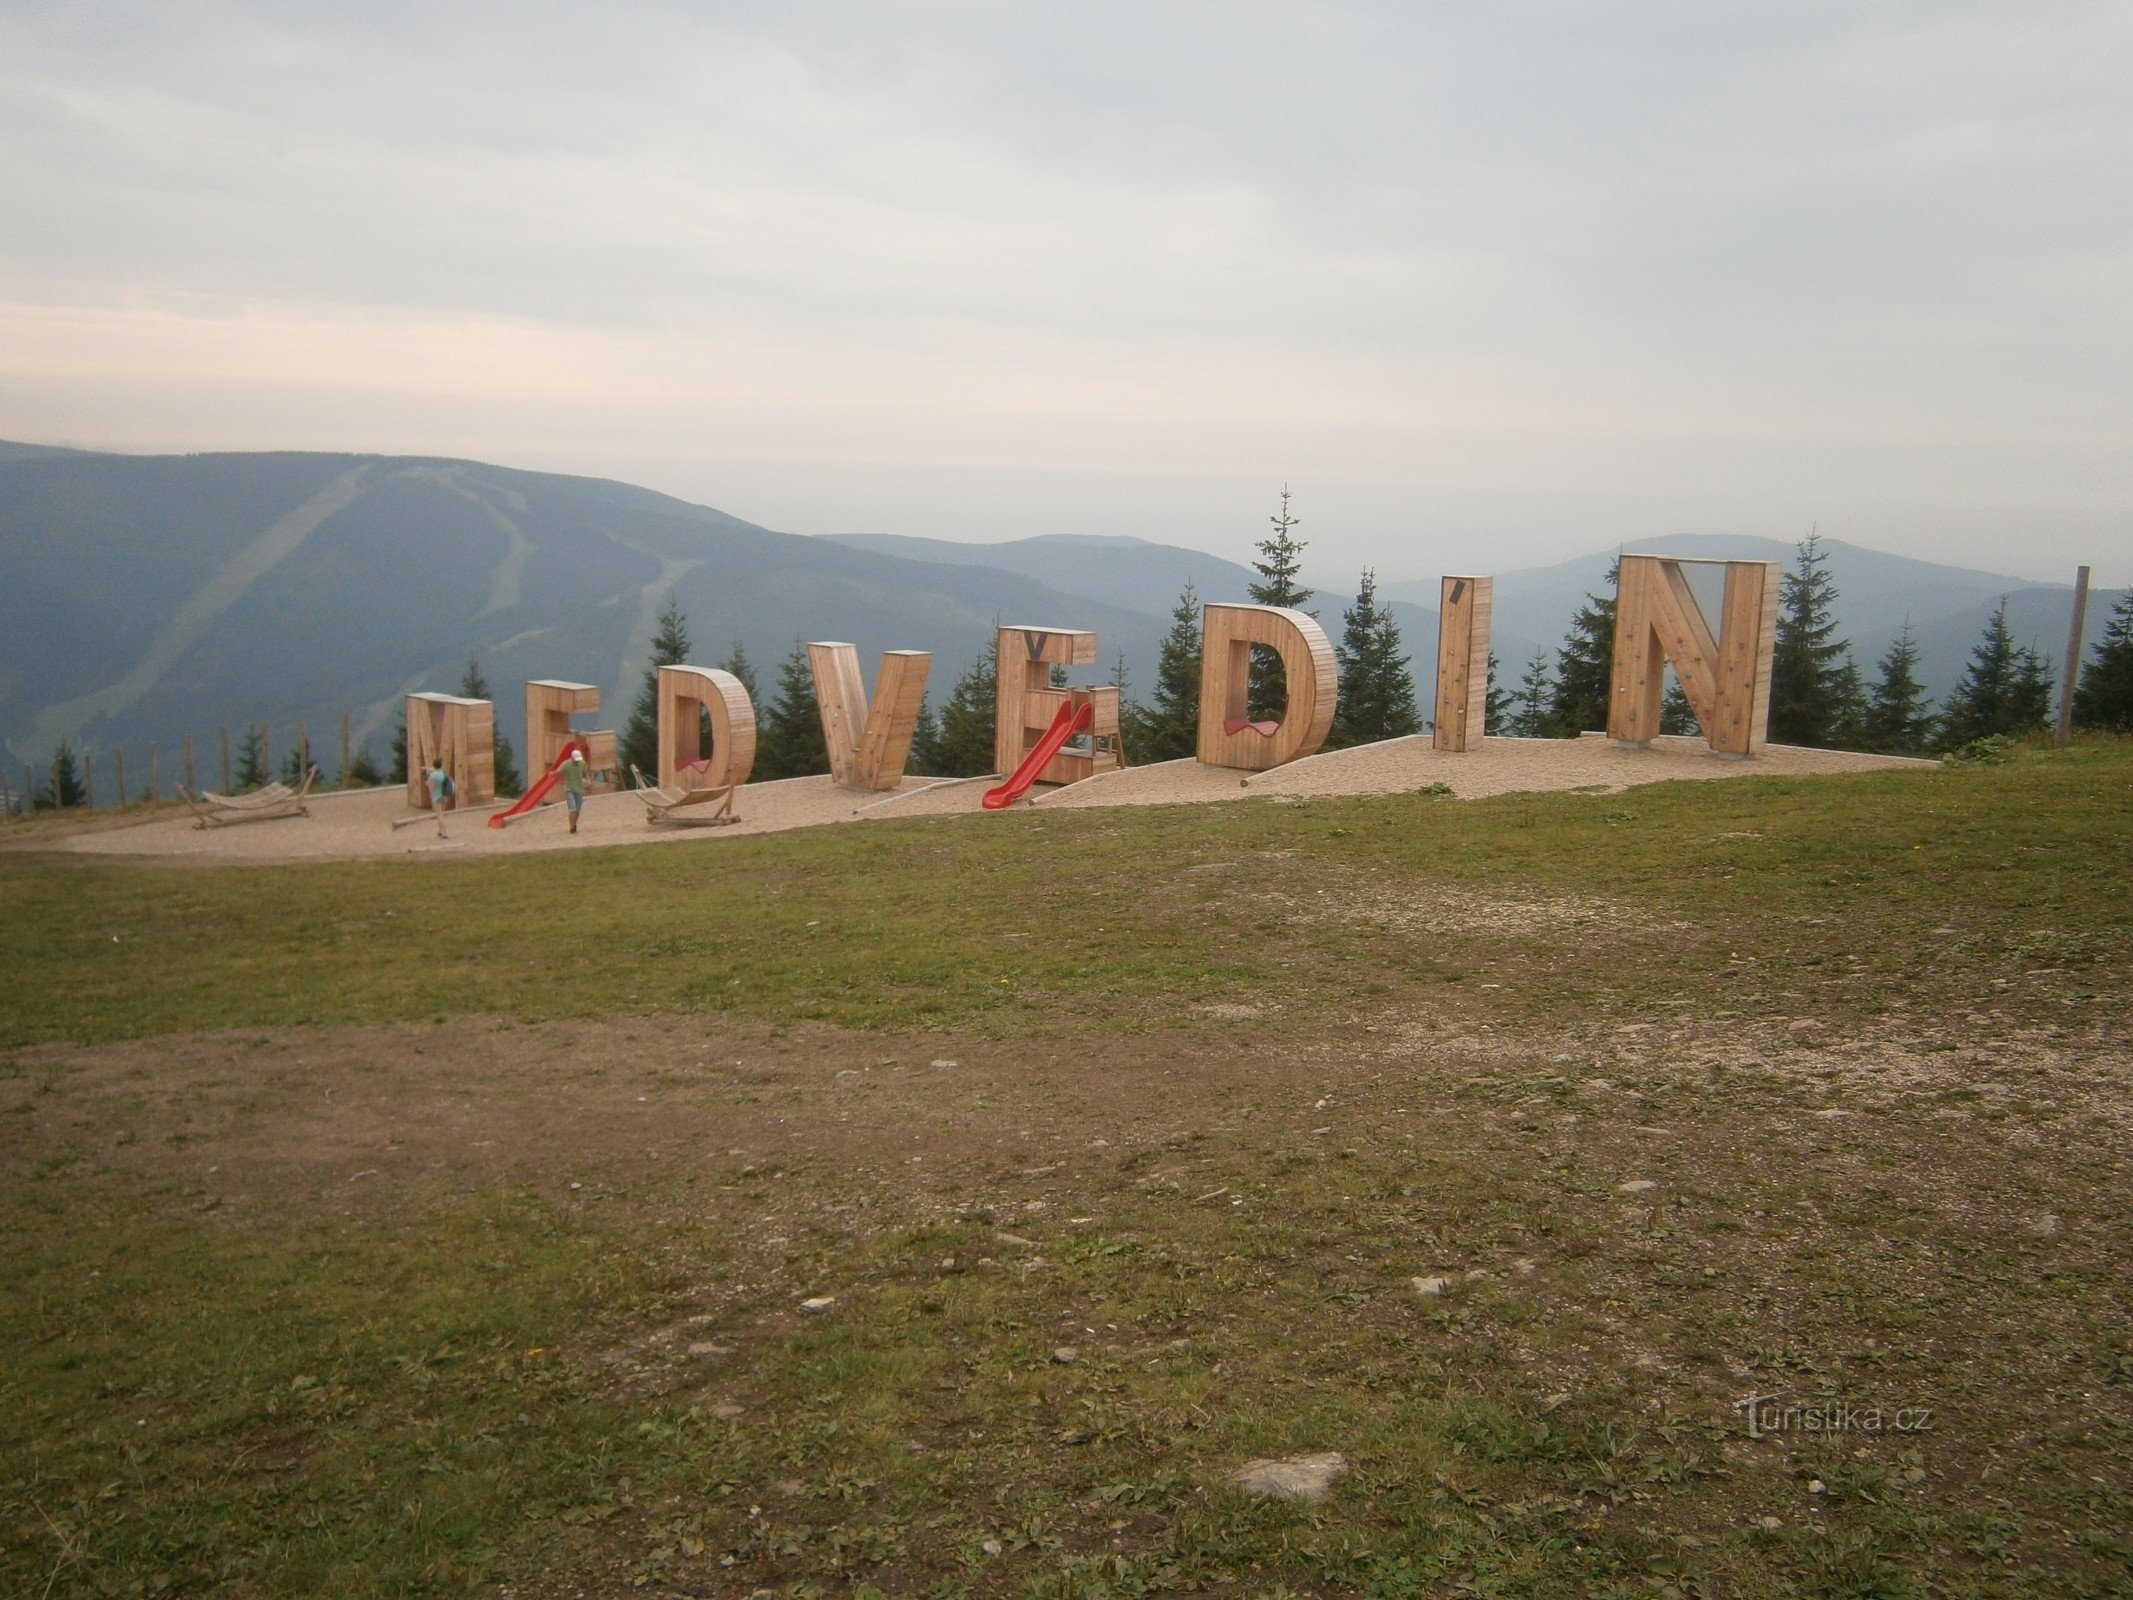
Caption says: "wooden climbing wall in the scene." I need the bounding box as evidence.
[1608,556,1779,755]
[1433,575,1493,752]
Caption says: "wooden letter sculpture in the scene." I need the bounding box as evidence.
[807,643,931,790]
[1608,555,1779,755]
[1196,603,1338,770]
[1433,575,1493,752]
[525,680,619,790]
[658,665,757,789]
[993,627,1124,787]
[404,692,495,808]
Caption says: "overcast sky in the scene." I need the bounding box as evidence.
[1,2,2126,585]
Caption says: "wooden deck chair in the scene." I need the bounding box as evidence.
[630,764,741,827]
[180,765,318,828]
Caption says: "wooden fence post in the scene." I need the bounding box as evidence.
[115,749,127,808]
[2057,566,2091,746]
[340,711,352,785]
[261,724,270,786]
[84,754,94,809]
[149,742,159,801]
[220,727,232,791]
[184,733,196,795]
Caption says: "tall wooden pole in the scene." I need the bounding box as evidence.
[261,724,271,787]
[184,732,196,794]
[297,718,309,781]
[340,711,352,786]
[84,753,94,809]
[114,749,126,807]
[220,727,232,791]
[2056,566,2091,746]
[149,741,159,801]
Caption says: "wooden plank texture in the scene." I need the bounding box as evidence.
[1433,575,1493,751]
[658,665,758,789]
[1196,603,1339,770]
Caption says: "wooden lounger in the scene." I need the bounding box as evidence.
[631,765,741,827]
[180,766,318,828]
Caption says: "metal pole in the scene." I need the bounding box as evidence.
[2056,565,2091,746]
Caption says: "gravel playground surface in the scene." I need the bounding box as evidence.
[47,734,1930,864]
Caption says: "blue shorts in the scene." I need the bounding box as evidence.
[565,790,584,813]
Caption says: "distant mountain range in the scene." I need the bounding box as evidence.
[0,442,2118,777]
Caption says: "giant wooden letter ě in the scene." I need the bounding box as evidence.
[526,680,619,790]
[1608,556,1778,755]
[993,627,1123,786]
[807,643,931,790]
[1196,603,1338,770]
[1433,575,1493,752]
[658,665,757,788]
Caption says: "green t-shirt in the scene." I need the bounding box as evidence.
[562,758,587,798]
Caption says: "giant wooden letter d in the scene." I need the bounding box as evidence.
[657,665,756,788]
[1196,603,1338,770]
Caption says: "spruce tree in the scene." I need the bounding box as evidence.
[621,600,693,779]
[347,743,385,787]
[235,726,269,790]
[1483,651,1514,736]
[45,741,86,808]
[718,639,761,706]
[2072,590,2133,733]
[1860,624,1937,754]
[1940,600,2052,748]
[1769,532,1866,747]
[1247,486,1313,720]
[755,642,831,779]
[1507,648,1552,737]
[1660,678,1698,736]
[932,649,999,777]
[907,693,943,776]
[1328,569,1418,748]
[458,659,521,793]
[1545,562,1618,736]
[1122,583,1203,762]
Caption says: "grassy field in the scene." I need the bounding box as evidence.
[2,741,2129,1597]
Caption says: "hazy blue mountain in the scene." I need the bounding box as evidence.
[6,442,2108,788]
[0,449,1166,778]
[824,532,1260,618]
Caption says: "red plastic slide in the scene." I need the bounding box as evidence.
[488,738,588,828]
[982,701,1093,810]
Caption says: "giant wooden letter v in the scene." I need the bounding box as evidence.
[807,643,932,790]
